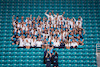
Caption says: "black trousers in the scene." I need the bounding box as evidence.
[70,46,77,49]
[44,56,46,64]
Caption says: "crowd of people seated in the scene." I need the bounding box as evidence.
[11,10,85,49]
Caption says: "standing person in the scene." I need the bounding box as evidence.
[76,16,83,28]
[45,10,54,21]
[43,46,48,64]
[52,11,65,24]
[53,51,58,67]
[45,50,52,67]
[51,50,55,64]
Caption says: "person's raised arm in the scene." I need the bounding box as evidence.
[45,51,48,58]
[62,12,65,16]
[45,10,48,14]
[82,39,84,42]
[52,11,55,16]
[79,16,83,21]
[11,35,14,40]
[30,14,32,20]
[52,10,57,17]
[45,10,49,17]
[83,29,85,35]
[73,17,76,22]
[48,50,52,57]
[12,15,15,22]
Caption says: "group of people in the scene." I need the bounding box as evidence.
[11,10,85,49]
[43,46,58,67]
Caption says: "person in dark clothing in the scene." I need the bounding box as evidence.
[59,40,65,48]
[43,45,48,64]
[44,49,47,64]
[11,34,19,45]
[51,50,55,64]
[45,51,52,67]
[53,51,58,67]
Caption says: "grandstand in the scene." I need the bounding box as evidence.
[0,0,100,67]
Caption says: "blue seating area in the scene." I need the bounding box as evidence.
[0,0,100,67]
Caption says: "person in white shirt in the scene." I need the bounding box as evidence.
[30,28,34,35]
[65,40,70,49]
[59,29,65,41]
[25,35,31,49]
[48,36,54,42]
[21,24,26,31]
[42,31,49,39]
[12,15,19,27]
[52,11,65,23]
[13,25,17,34]
[37,24,42,32]
[70,39,78,49]
[70,19,76,28]
[17,23,21,28]
[32,30,37,35]
[76,21,82,28]
[64,28,70,37]
[12,21,16,28]
[43,22,49,28]
[17,29,21,34]
[31,36,36,47]
[42,38,48,47]
[45,10,54,21]
[65,21,70,29]
[76,16,83,28]
[59,34,65,41]
[53,36,60,47]
[32,17,36,21]
[26,17,32,25]
[25,24,31,32]
[19,35,25,47]
[66,17,72,28]
[36,38,43,47]
[25,39,30,49]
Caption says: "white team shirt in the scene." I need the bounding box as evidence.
[36,41,43,47]
[76,21,82,28]
[25,38,31,46]
[71,42,78,47]
[31,39,36,46]
[45,13,54,21]
[53,40,60,47]
[76,17,83,28]
[19,37,25,47]
[65,43,71,47]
